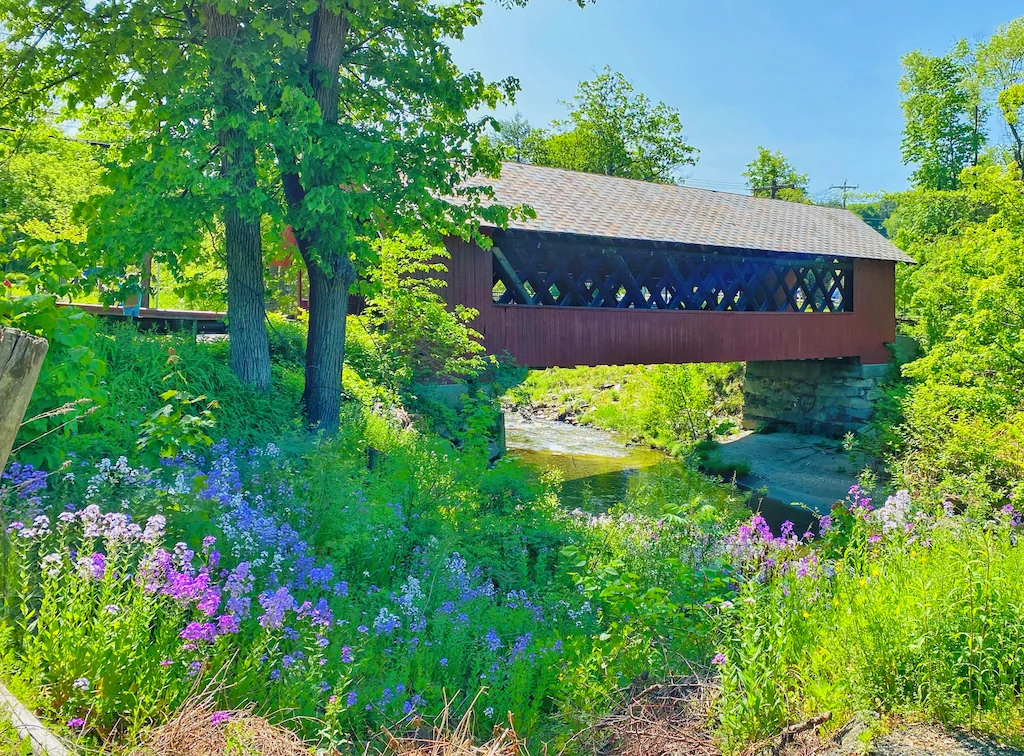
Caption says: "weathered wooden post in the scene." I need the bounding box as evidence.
[0,327,49,473]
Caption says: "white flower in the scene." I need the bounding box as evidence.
[72,678,90,691]
[41,553,62,577]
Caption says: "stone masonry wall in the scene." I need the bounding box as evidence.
[742,359,891,437]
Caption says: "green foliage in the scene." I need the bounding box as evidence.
[515,363,742,452]
[886,165,1024,504]
[976,17,1024,174]
[486,112,550,164]
[347,234,485,394]
[742,147,810,202]
[0,122,108,251]
[503,68,698,183]
[136,349,218,462]
[899,46,984,190]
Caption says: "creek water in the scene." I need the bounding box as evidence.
[505,412,816,532]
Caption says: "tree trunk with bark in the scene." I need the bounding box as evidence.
[303,259,355,432]
[0,328,48,473]
[204,5,272,392]
[276,3,354,431]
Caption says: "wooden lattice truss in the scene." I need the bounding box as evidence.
[491,233,853,313]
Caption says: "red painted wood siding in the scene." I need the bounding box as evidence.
[441,236,896,367]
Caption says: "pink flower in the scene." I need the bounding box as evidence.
[67,718,85,729]
[711,653,726,665]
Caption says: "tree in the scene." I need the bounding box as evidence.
[976,17,1024,179]
[0,122,107,251]
[537,67,697,183]
[488,112,547,163]
[899,47,984,191]
[1,0,585,432]
[742,147,809,202]
[0,0,274,392]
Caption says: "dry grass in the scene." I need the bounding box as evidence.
[381,693,524,756]
[572,677,720,756]
[131,697,308,756]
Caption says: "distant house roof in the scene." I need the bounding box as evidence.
[467,162,913,263]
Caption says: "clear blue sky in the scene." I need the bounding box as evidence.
[451,0,1022,199]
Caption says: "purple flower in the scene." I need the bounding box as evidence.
[439,657,448,667]
[86,552,106,580]
[711,653,726,666]
[180,622,216,643]
[257,587,295,629]
[341,646,352,663]
[347,691,358,707]
[484,628,501,652]
[66,718,85,729]
[211,711,231,725]
[818,515,832,534]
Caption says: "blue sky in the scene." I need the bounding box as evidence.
[451,0,1022,199]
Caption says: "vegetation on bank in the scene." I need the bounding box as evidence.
[0,323,745,753]
[511,364,743,454]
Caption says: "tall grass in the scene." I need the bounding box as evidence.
[713,493,1024,751]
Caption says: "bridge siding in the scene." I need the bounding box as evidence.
[442,236,895,368]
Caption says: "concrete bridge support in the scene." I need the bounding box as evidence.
[742,359,892,437]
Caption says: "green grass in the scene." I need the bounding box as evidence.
[0,715,30,755]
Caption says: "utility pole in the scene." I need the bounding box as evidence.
[753,177,797,199]
[829,180,859,209]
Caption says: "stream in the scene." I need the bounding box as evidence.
[505,412,816,532]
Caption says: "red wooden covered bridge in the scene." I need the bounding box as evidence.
[443,163,914,434]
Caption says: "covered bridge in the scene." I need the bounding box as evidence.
[443,163,914,434]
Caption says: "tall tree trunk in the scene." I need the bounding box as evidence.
[304,259,354,432]
[275,3,353,430]
[204,5,272,391]
[224,181,271,391]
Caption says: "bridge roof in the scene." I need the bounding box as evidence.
[470,163,913,263]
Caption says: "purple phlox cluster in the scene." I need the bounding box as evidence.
[484,627,502,652]
[1000,503,1023,527]
[258,586,296,629]
[445,552,494,602]
[211,711,231,726]
[1,462,48,508]
[726,514,799,577]
[78,552,106,581]
[846,485,874,518]
[297,598,334,628]
[505,589,545,622]
[41,552,62,577]
[16,514,51,539]
[373,607,401,636]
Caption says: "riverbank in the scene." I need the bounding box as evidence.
[504,410,825,532]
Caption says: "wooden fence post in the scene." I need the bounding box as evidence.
[0,327,49,474]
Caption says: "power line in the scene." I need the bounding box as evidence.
[752,178,796,199]
[829,180,859,209]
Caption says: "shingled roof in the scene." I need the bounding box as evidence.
[468,162,913,263]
